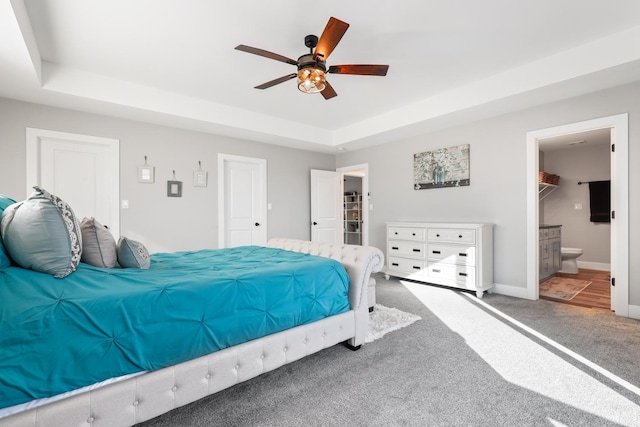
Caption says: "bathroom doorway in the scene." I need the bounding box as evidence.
[538,129,611,309]
[526,114,629,316]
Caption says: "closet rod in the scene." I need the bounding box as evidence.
[577,180,609,185]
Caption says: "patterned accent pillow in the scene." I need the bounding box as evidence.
[117,237,150,269]
[0,194,17,269]
[81,217,117,268]
[0,187,82,278]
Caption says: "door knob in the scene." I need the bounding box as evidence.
[255,222,260,226]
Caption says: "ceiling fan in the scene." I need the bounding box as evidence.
[235,17,389,100]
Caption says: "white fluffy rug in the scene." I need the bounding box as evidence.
[365,304,422,343]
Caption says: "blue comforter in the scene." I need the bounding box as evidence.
[0,246,350,409]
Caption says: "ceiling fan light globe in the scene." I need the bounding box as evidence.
[297,68,326,94]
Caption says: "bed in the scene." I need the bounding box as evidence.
[0,237,383,427]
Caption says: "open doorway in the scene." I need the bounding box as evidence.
[526,114,629,317]
[337,164,369,246]
[537,129,611,309]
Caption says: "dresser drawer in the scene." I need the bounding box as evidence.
[387,242,426,259]
[388,257,426,276]
[388,226,426,242]
[428,244,476,266]
[426,262,476,289]
[427,228,476,244]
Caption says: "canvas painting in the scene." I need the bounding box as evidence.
[413,144,470,189]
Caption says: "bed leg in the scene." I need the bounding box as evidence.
[343,342,361,351]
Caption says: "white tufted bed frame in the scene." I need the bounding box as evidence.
[0,238,384,427]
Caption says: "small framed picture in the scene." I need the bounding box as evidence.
[138,165,155,183]
[167,180,182,197]
[193,170,208,187]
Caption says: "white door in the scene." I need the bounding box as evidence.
[310,169,342,244]
[218,154,267,248]
[26,128,120,237]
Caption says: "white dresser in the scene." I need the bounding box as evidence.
[384,222,494,298]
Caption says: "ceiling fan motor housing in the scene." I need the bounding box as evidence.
[297,54,326,73]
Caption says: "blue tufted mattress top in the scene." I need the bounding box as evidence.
[0,246,350,409]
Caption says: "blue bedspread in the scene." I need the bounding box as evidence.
[0,246,350,409]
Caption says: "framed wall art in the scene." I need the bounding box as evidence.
[413,144,470,190]
[193,161,208,187]
[137,156,155,183]
[167,181,182,197]
[167,170,182,197]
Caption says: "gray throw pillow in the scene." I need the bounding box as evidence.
[117,237,150,269]
[0,187,82,278]
[80,217,117,268]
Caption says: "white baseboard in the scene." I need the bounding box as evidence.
[492,283,533,300]
[628,304,640,320]
[577,260,611,271]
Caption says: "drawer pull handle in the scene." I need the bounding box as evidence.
[436,234,440,237]
[432,250,441,254]
[432,269,441,273]
[412,249,421,253]
[391,262,399,267]
[392,246,399,250]
[459,253,467,257]
[412,233,416,236]
[459,272,468,277]
[394,232,398,235]
[458,235,463,238]
[412,266,421,270]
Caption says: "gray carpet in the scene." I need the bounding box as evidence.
[137,275,640,426]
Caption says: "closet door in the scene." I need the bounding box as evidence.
[26,128,120,238]
[310,169,342,244]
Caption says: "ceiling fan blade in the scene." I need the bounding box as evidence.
[235,45,298,66]
[328,64,389,76]
[255,73,297,89]
[321,80,338,100]
[314,17,349,61]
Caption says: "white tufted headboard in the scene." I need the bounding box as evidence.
[266,238,384,345]
[267,238,384,308]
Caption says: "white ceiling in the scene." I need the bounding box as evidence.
[1,0,640,153]
[539,128,611,152]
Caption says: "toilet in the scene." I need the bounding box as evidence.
[560,247,583,274]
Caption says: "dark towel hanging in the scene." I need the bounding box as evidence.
[588,180,610,223]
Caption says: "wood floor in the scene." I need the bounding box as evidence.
[541,269,611,309]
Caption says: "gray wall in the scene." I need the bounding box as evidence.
[0,97,335,253]
[337,81,640,305]
[2,81,639,305]
[543,143,611,266]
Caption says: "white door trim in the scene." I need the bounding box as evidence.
[25,127,120,237]
[217,153,267,248]
[526,114,628,316]
[337,163,369,246]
